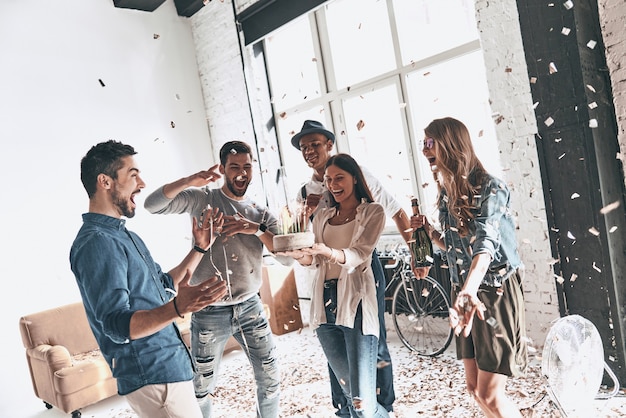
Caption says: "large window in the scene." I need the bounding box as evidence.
[261,0,501,232]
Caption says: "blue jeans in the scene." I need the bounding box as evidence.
[317,280,389,418]
[191,294,280,418]
[329,251,395,416]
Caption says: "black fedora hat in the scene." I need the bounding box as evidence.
[290,120,335,150]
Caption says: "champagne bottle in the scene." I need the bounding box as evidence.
[410,197,433,267]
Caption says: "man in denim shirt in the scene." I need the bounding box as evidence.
[70,140,227,418]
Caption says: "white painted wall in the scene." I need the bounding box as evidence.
[0,1,215,414]
[599,0,626,184]
[474,0,560,344]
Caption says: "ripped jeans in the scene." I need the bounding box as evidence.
[316,280,389,418]
[191,294,280,418]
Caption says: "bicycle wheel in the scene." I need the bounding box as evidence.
[391,275,453,356]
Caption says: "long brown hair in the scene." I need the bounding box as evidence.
[424,117,488,236]
[325,154,374,207]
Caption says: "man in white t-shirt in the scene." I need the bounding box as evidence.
[291,120,414,417]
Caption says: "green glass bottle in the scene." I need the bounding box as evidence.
[410,197,433,267]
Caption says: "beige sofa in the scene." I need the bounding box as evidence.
[18,302,235,417]
[19,302,117,417]
[18,267,301,416]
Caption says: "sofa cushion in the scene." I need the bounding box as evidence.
[54,350,113,395]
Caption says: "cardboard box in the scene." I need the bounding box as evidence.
[260,263,303,335]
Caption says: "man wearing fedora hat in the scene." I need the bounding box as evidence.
[291,119,415,417]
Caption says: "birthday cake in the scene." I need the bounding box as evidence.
[273,231,315,252]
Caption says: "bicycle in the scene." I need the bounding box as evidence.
[381,247,453,356]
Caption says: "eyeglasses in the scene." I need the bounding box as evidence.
[421,137,435,149]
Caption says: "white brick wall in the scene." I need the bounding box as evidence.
[190,1,266,199]
[191,0,254,148]
[598,0,626,185]
[475,0,560,346]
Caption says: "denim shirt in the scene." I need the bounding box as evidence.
[438,175,523,287]
[69,213,193,395]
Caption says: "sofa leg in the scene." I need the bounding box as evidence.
[71,410,81,418]
[44,401,52,409]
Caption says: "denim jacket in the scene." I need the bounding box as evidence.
[438,175,523,287]
[69,213,193,395]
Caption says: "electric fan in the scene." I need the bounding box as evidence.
[542,314,620,417]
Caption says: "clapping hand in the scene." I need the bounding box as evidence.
[176,273,228,315]
[221,212,257,237]
[193,205,223,249]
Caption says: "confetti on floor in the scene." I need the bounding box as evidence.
[104,321,625,417]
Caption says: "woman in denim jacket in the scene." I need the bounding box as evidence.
[279,153,388,418]
[411,117,528,418]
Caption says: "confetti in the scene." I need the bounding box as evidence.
[98,78,105,87]
[561,27,571,35]
[589,101,598,109]
[600,200,620,214]
[570,273,578,282]
[563,0,574,9]
[549,62,558,74]
[376,360,390,369]
[570,192,580,199]
[153,33,160,39]
[589,227,600,236]
[544,117,554,127]
[589,119,598,128]
[593,262,602,273]
[567,231,576,240]
[587,40,597,49]
[170,121,176,128]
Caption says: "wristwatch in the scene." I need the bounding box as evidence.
[254,222,267,237]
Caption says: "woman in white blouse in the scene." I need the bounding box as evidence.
[279,153,388,418]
